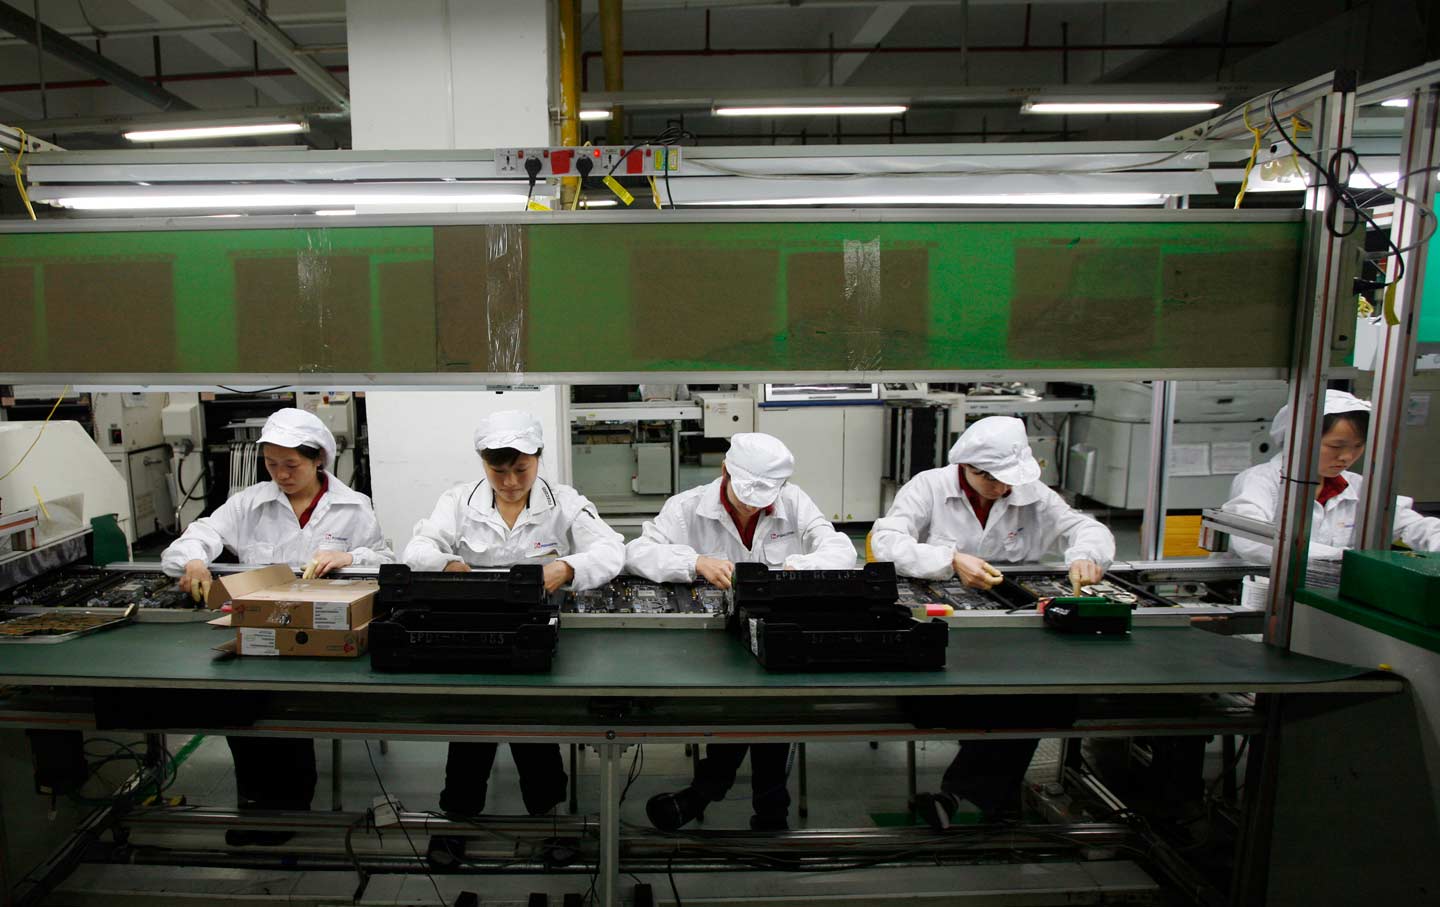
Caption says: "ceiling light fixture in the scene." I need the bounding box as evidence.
[123,122,309,142]
[579,109,614,121]
[690,192,1168,207]
[1381,98,1410,108]
[714,105,908,117]
[1022,100,1221,115]
[30,182,548,211]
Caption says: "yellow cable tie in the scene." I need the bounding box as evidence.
[2,127,37,221]
[32,485,49,520]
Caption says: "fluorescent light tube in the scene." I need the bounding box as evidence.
[579,109,613,121]
[1023,101,1221,115]
[313,209,357,216]
[124,122,308,142]
[690,193,1168,207]
[35,182,546,211]
[714,105,908,117]
[1381,98,1409,108]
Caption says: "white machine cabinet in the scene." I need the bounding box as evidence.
[756,404,883,523]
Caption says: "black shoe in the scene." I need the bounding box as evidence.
[646,788,707,832]
[914,792,961,831]
[427,834,467,869]
[749,813,789,832]
[225,829,296,847]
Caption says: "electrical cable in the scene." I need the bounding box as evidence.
[0,385,71,482]
[214,384,292,396]
[1232,105,1268,209]
[362,740,446,907]
[0,126,37,221]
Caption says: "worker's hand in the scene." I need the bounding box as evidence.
[305,550,353,579]
[443,561,473,573]
[1069,559,1105,594]
[543,559,576,593]
[695,556,736,590]
[953,553,1004,590]
[180,559,213,603]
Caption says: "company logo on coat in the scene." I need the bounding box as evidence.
[1005,528,1025,542]
[769,530,795,540]
[323,532,349,544]
[534,541,559,549]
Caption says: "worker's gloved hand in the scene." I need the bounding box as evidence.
[543,559,576,593]
[305,550,354,579]
[1068,559,1105,594]
[442,561,473,573]
[953,553,1003,590]
[695,556,736,590]
[180,559,213,603]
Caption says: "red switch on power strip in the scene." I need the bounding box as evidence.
[551,149,573,174]
[625,150,643,174]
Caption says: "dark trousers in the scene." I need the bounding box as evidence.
[226,736,317,810]
[903,695,1078,819]
[692,742,791,821]
[439,742,568,817]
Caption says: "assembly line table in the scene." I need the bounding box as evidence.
[0,622,1401,907]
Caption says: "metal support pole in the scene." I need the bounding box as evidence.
[1265,75,1358,650]
[796,742,808,819]
[569,743,579,814]
[330,740,342,811]
[1357,84,1440,549]
[905,741,918,809]
[597,742,622,907]
[1141,380,1176,561]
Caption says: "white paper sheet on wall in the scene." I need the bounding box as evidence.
[1168,444,1211,477]
[1209,442,1254,475]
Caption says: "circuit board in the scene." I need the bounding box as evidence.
[898,578,1007,610]
[3,567,199,609]
[567,577,727,614]
[0,610,129,639]
[3,568,120,607]
[83,573,197,609]
[1016,576,1143,606]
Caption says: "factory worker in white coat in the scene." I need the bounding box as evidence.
[162,408,394,592]
[871,416,1114,591]
[871,416,1113,828]
[629,433,857,833]
[160,407,395,847]
[403,410,624,867]
[1223,390,1440,564]
[625,432,858,587]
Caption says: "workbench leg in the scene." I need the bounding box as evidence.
[569,744,579,814]
[906,741,917,812]
[1222,735,1238,802]
[331,740,343,811]
[598,742,623,907]
[796,743,808,820]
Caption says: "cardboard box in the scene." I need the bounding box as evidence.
[203,564,294,610]
[235,622,370,658]
[233,579,377,630]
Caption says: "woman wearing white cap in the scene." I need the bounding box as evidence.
[1223,389,1440,563]
[871,416,1114,827]
[402,410,624,864]
[871,416,1114,590]
[627,432,857,832]
[160,406,394,845]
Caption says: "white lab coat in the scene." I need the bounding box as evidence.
[161,474,394,575]
[625,477,858,582]
[1222,456,1440,564]
[870,466,1115,580]
[402,477,624,592]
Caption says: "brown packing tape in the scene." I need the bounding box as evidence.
[1160,249,1297,367]
[0,265,36,370]
[234,254,373,372]
[1009,243,1161,362]
[45,260,178,371]
[629,246,780,368]
[786,245,931,370]
[433,225,530,372]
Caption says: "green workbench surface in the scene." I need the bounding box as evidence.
[0,624,1384,697]
[1296,588,1440,657]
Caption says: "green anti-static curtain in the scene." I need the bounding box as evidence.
[0,219,1303,376]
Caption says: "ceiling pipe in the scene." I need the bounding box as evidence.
[205,0,350,113]
[0,64,350,95]
[0,1,194,111]
[579,39,1273,90]
[558,0,582,206]
[600,0,625,144]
